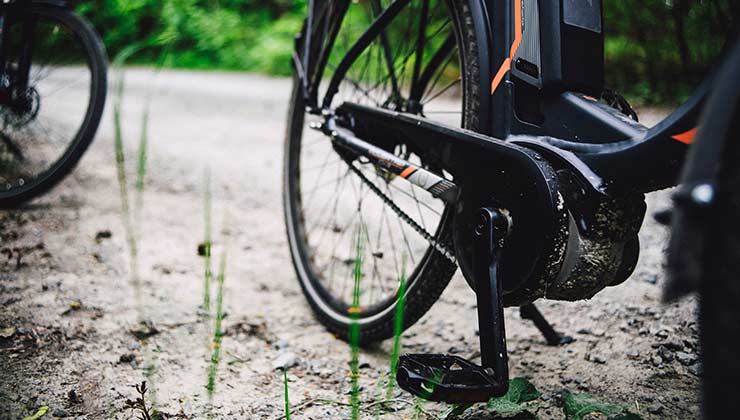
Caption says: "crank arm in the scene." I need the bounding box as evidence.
[311,116,459,204]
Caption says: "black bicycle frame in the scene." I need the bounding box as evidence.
[0,1,40,102]
[295,0,726,196]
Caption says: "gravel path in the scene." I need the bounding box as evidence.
[0,69,699,419]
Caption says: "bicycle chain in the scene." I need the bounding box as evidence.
[346,161,457,263]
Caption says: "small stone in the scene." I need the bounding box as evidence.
[273,352,298,370]
[689,363,702,376]
[647,403,664,414]
[658,346,674,362]
[576,328,592,335]
[95,230,112,242]
[52,407,69,417]
[676,351,697,365]
[119,353,135,363]
[68,389,83,404]
[588,354,607,364]
[652,355,663,366]
[626,350,640,360]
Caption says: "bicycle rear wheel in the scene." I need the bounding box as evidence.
[283,0,482,344]
[0,4,107,208]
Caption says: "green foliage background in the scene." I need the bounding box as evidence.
[78,0,738,105]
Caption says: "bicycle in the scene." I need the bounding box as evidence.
[282,0,740,416]
[0,0,107,208]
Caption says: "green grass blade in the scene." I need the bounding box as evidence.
[386,255,407,400]
[206,221,228,397]
[283,368,291,420]
[349,227,364,420]
[202,167,213,311]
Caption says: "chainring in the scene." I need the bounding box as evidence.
[452,148,571,307]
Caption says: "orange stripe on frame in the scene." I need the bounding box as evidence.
[510,0,522,57]
[399,166,417,178]
[491,0,523,95]
[490,59,512,94]
[672,128,698,144]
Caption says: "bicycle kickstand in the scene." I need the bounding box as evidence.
[519,303,574,346]
[396,208,511,403]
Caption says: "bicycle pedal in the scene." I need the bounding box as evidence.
[396,354,508,403]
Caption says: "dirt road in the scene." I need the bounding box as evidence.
[0,69,700,419]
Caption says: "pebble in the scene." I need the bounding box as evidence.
[676,351,697,365]
[626,350,640,360]
[689,363,702,376]
[52,407,69,417]
[658,346,675,362]
[587,354,607,364]
[273,352,298,370]
[647,403,664,414]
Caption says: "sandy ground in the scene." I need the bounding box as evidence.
[0,70,700,419]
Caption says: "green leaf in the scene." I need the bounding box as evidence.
[487,399,529,413]
[562,393,643,420]
[501,377,542,405]
[22,406,49,420]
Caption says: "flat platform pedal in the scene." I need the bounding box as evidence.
[396,354,508,403]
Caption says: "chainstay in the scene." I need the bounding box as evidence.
[345,161,457,263]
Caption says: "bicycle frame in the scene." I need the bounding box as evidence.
[0,0,43,106]
[295,0,727,197]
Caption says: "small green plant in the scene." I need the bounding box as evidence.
[349,227,365,420]
[206,237,228,397]
[124,381,156,420]
[283,368,292,420]
[111,42,170,414]
[386,255,407,400]
[562,392,643,420]
[202,167,213,311]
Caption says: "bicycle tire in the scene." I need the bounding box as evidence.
[0,4,107,208]
[283,0,483,345]
[698,102,740,419]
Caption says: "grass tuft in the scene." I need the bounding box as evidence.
[206,233,228,397]
[349,227,365,420]
[202,167,213,312]
[386,255,407,400]
[206,213,228,400]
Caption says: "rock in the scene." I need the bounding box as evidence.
[587,354,607,364]
[577,328,593,335]
[652,355,663,366]
[68,389,83,404]
[119,353,135,363]
[658,346,674,362]
[273,352,298,370]
[647,403,664,414]
[130,321,159,340]
[676,351,697,365]
[95,230,112,242]
[0,326,16,338]
[52,407,69,417]
[689,363,702,376]
[626,350,640,360]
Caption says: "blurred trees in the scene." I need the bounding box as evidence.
[77,0,306,74]
[604,0,738,104]
[77,0,737,104]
